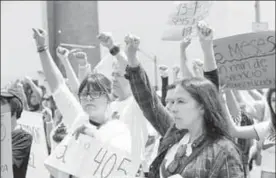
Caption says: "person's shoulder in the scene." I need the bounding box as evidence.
[12,129,33,146]
[13,129,32,139]
[212,137,240,155]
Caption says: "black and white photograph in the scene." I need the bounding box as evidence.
[1,1,275,178]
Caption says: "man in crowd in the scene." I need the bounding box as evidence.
[1,89,33,178]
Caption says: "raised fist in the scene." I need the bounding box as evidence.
[172,65,180,76]
[72,51,88,66]
[97,32,114,49]
[124,33,140,58]
[32,28,48,48]
[180,37,191,50]
[159,65,169,78]
[56,46,70,60]
[197,21,214,42]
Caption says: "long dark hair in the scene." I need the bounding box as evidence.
[267,88,276,130]
[178,77,230,139]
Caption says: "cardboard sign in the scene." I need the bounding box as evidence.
[252,22,269,32]
[1,112,14,178]
[45,134,137,178]
[162,1,212,41]
[18,111,49,178]
[213,31,275,90]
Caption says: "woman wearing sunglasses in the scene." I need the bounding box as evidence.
[122,26,244,177]
[32,28,131,178]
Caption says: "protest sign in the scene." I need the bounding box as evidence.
[162,1,212,41]
[213,31,275,90]
[1,112,13,178]
[45,134,138,178]
[18,111,49,178]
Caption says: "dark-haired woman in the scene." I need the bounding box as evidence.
[123,29,244,177]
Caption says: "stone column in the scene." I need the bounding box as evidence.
[46,1,101,77]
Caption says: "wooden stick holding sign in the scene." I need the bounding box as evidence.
[213,31,275,90]
[44,134,137,178]
[1,112,13,178]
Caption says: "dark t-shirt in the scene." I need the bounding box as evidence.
[12,128,33,178]
[204,69,219,90]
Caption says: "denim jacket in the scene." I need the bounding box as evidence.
[125,64,244,178]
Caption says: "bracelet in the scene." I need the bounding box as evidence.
[37,46,48,53]
[109,45,120,56]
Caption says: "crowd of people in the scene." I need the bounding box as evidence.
[1,20,275,178]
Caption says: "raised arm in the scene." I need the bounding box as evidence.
[225,90,242,124]
[97,32,129,73]
[196,21,221,92]
[24,76,43,100]
[172,66,180,83]
[76,52,91,83]
[197,21,217,72]
[179,38,193,78]
[56,46,80,96]
[221,91,259,140]
[124,34,174,136]
[159,65,169,106]
[32,28,83,127]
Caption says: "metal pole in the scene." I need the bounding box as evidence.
[255,1,260,23]
[153,56,158,91]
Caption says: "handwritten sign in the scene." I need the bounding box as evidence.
[1,112,13,178]
[213,31,275,90]
[18,111,49,178]
[45,134,137,178]
[162,1,212,41]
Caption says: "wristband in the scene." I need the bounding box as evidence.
[37,46,48,53]
[109,45,120,56]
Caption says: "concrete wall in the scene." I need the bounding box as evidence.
[46,1,101,76]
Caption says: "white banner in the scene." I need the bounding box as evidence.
[45,134,138,178]
[1,112,14,178]
[162,1,212,41]
[18,111,49,178]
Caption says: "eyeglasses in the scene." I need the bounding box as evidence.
[79,91,106,101]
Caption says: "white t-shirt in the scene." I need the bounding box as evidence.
[254,121,275,173]
[111,96,157,172]
[50,83,132,177]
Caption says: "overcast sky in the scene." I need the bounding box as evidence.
[1,1,275,86]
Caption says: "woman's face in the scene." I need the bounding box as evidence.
[170,84,203,130]
[270,91,275,114]
[165,89,175,113]
[30,93,40,105]
[79,86,109,122]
